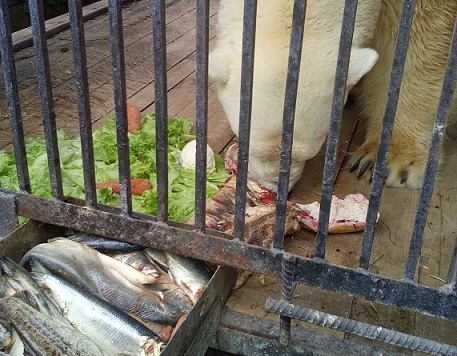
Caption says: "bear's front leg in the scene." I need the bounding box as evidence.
[349,0,457,189]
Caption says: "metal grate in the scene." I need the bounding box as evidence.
[0,0,456,354]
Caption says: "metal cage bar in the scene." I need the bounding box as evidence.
[265,298,457,355]
[273,0,307,250]
[68,0,97,207]
[28,0,64,199]
[0,0,456,353]
[12,192,456,322]
[315,0,358,259]
[0,0,30,193]
[359,0,416,270]
[108,0,132,215]
[152,0,169,222]
[233,0,257,241]
[194,0,210,232]
[279,253,297,346]
[404,17,457,281]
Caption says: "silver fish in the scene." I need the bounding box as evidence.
[0,255,72,327]
[31,261,163,356]
[0,296,104,356]
[143,248,169,272]
[111,251,163,278]
[0,318,12,352]
[165,252,212,303]
[125,313,174,344]
[146,274,193,318]
[8,328,24,356]
[22,239,184,325]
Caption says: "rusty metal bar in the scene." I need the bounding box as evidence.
[279,253,297,346]
[0,192,18,237]
[359,0,416,270]
[233,0,257,241]
[69,0,97,207]
[315,0,358,259]
[404,17,457,281]
[27,0,64,199]
[151,0,169,222]
[0,0,30,193]
[273,0,306,250]
[194,0,210,232]
[108,0,132,214]
[213,310,405,356]
[265,298,457,355]
[10,191,457,321]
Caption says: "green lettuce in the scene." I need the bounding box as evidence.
[0,112,229,223]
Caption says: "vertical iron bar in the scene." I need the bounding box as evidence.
[0,192,19,237]
[0,0,30,192]
[194,0,210,232]
[315,0,358,259]
[233,0,257,241]
[28,0,64,199]
[359,0,416,269]
[404,19,457,280]
[279,253,297,346]
[273,0,306,250]
[108,0,132,214]
[69,0,97,207]
[152,0,169,222]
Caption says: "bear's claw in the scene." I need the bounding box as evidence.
[349,139,428,189]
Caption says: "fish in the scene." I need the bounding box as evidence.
[61,232,144,253]
[8,328,24,356]
[141,249,194,313]
[126,313,174,343]
[143,248,169,272]
[21,239,185,325]
[0,255,72,327]
[165,252,212,303]
[30,260,164,355]
[111,251,163,278]
[147,283,193,319]
[0,296,104,356]
[0,318,12,352]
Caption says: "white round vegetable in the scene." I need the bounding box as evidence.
[179,139,216,172]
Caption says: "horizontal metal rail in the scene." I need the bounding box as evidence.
[213,309,406,356]
[6,190,456,322]
[265,298,457,355]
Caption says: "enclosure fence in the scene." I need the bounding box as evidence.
[0,0,456,354]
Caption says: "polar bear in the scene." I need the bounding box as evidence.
[350,0,457,188]
[209,0,381,191]
[210,0,457,191]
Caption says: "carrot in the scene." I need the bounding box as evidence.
[96,178,152,195]
[127,103,141,133]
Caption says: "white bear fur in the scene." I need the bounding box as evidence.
[209,0,381,191]
[351,0,457,188]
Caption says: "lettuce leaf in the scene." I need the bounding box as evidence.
[0,112,229,223]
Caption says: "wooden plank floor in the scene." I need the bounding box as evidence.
[0,0,456,354]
